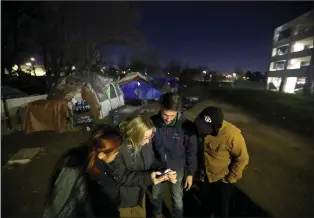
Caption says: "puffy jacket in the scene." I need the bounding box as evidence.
[203,120,249,183]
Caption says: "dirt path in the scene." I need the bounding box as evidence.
[2,101,314,217]
[184,100,314,218]
[1,130,90,217]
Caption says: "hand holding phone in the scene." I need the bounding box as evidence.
[156,169,177,183]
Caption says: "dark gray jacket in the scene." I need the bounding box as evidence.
[108,143,156,208]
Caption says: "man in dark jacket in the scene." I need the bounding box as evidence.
[150,92,198,218]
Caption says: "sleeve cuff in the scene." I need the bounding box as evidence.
[144,171,154,186]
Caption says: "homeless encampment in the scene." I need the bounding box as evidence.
[23,71,124,133]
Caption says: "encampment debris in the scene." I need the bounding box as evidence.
[7,147,42,165]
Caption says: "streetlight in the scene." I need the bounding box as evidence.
[72,66,76,70]
[30,57,36,62]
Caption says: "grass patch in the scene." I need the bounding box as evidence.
[209,88,314,138]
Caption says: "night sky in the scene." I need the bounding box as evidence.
[110,2,313,73]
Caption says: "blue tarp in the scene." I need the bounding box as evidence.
[120,80,163,100]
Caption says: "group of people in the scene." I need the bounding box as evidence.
[43,92,249,218]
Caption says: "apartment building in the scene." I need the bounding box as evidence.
[267,10,314,94]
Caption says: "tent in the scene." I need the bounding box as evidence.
[119,72,163,100]
[48,71,125,119]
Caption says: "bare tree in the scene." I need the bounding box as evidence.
[2,2,40,76]
[33,2,142,80]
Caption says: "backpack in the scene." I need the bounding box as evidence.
[42,146,91,218]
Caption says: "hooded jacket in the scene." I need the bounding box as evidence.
[194,107,249,183]
[202,120,249,183]
[150,113,197,176]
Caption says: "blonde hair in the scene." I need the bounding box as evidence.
[119,115,155,154]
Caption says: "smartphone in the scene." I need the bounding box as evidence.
[157,169,171,178]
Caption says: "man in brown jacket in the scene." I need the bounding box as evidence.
[194,106,249,217]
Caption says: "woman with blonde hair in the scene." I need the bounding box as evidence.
[88,115,177,217]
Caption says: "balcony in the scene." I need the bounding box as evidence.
[269,60,286,72]
[268,65,311,77]
[273,27,314,47]
[287,56,312,69]
[291,24,314,41]
[288,48,313,59]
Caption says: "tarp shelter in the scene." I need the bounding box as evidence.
[119,72,163,100]
[47,71,124,119]
[23,99,71,133]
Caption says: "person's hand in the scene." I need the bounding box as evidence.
[222,177,229,183]
[151,171,168,185]
[166,170,177,184]
[183,175,193,191]
[98,150,119,163]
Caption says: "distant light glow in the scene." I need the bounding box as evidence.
[137,81,140,86]
[25,62,32,66]
[30,57,35,61]
[72,66,76,70]
[202,71,206,74]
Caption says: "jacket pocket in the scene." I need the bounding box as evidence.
[205,143,228,158]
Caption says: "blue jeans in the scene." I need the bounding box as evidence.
[151,169,184,218]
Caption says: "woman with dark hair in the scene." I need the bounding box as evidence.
[87,125,123,217]
[42,125,123,218]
